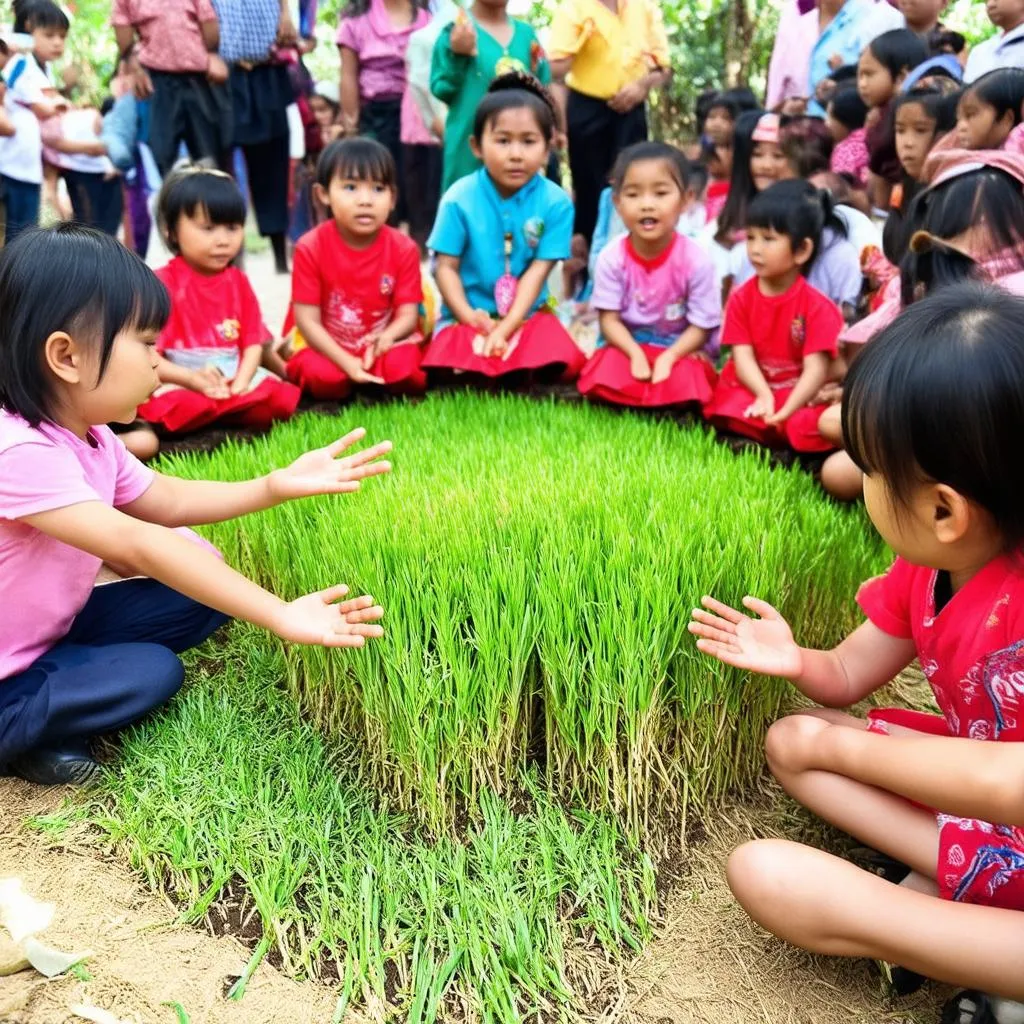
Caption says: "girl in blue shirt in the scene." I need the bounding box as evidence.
[422,73,585,382]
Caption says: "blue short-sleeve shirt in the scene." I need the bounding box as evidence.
[428,169,573,327]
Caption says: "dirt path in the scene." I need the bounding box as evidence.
[0,777,947,1024]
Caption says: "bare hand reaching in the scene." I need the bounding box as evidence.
[271,585,384,647]
[267,427,392,501]
[689,595,803,678]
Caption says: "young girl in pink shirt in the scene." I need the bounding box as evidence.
[578,142,721,409]
[0,225,389,787]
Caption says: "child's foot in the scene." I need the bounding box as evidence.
[10,746,101,786]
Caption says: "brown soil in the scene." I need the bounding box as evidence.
[0,774,949,1024]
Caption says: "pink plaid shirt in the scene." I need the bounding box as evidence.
[112,0,217,74]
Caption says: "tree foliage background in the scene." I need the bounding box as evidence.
[7,0,999,140]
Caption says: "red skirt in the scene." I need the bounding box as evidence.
[866,709,1024,911]
[286,342,427,401]
[421,312,586,379]
[138,377,301,436]
[704,378,835,453]
[578,345,717,408]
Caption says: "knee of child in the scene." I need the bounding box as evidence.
[726,839,792,910]
[763,714,799,772]
[149,648,187,702]
[817,403,842,444]
[820,451,863,502]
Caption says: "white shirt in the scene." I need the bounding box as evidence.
[46,108,115,176]
[964,23,1024,83]
[834,204,881,261]
[0,54,54,184]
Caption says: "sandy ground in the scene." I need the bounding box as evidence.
[0,773,948,1024]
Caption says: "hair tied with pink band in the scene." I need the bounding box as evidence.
[751,113,781,145]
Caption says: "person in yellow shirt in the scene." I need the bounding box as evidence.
[548,0,672,245]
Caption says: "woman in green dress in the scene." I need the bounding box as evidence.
[430,0,551,192]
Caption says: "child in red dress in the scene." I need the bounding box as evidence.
[138,170,301,436]
[285,137,426,400]
[690,282,1024,1022]
[704,179,843,453]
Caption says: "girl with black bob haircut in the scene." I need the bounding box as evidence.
[745,178,844,274]
[316,134,397,191]
[471,71,557,146]
[898,164,1024,305]
[0,225,388,787]
[714,108,765,242]
[956,67,1024,150]
[693,281,1024,1024]
[156,167,246,255]
[844,281,1024,539]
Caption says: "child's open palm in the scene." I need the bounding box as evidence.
[689,595,803,678]
[267,428,392,501]
[273,586,384,647]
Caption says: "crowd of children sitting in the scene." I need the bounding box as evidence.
[5,4,1024,1021]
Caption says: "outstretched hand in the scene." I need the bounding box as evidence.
[267,427,392,501]
[688,595,802,679]
[272,585,384,647]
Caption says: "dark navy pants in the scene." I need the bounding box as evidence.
[0,579,228,764]
[1,174,41,244]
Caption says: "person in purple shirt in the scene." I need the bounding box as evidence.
[579,142,722,409]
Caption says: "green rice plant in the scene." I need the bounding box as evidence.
[160,393,887,836]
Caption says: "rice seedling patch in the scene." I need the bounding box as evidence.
[40,393,888,1022]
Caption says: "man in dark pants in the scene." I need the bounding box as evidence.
[112,0,233,176]
[214,0,303,274]
[0,579,228,785]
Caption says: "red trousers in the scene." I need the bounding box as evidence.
[704,378,834,453]
[138,377,301,435]
[578,345,718,408]
[421,312,586,380]
[285,343,427,401]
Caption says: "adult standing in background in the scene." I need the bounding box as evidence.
[213,0,305,274]
[547,0,671,246]
[112,0,232,176]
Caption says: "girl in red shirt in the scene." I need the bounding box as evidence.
[138,170,301,436]
[285,137,427,399]
[704,179,844,453]
[691,282,1024,1023]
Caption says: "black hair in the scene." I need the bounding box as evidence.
[705,93,739,122]
[961,67,1024,128]
[316,136,396,190]
[472,71,557,143]
[928,26,966,57]
[157,168,246,253]
[746,179,843,271]
[340,0,428,14]
[899,166,1024,304]
[865,29,929,82]
[687,159,709,196]
[893,83,960,131]
[0,225,170,426]
[611,141,688,193]
[780,115,834,177]
[829,86,868,131]
[24,0,69,33]
[695,88,719,135]
[716,108,766,240]
[843,282,1024,548]
[12,0,32,32]
[829,64,859,88]
[721,86,759,114]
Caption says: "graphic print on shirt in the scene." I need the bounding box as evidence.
[324,290,391,352]
[942,820,1024,903]
[523,217,545,249]
[216,319,241,343]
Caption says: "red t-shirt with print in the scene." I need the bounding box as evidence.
[290,222,422,355]
[155,256,271,356]
[720,275,842,388]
